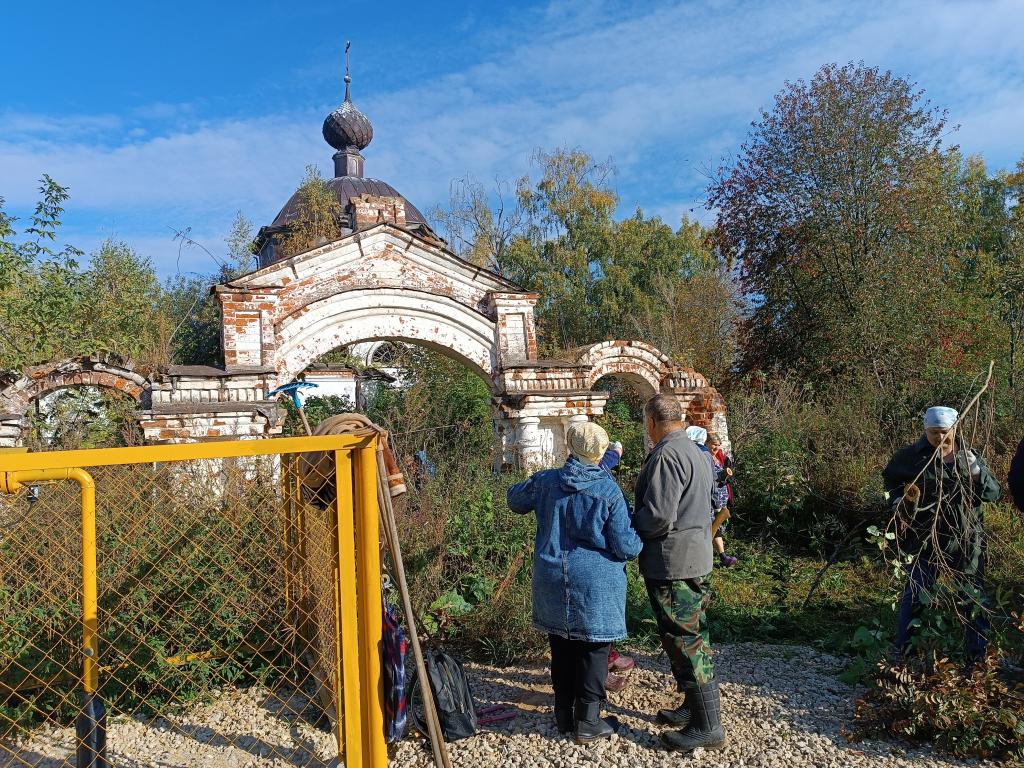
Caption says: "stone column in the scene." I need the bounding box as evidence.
[516,416,543,471]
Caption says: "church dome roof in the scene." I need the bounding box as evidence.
[253,44,438,268]
[269,176,427,231]
[322,86,373,151]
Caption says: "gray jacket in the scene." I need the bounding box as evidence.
[632,428,714,580]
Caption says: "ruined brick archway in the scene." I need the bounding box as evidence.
[575,340,676,398]
[2,75,727,464]
[274,288,500,387]
[0,354,151,446]
[132,222,728,467]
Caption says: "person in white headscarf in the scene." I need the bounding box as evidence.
[686,427,735,566]
[882,406,1001,661]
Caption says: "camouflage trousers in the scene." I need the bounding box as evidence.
[645,576,714,687]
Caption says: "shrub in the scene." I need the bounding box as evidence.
[854,650,1024,761]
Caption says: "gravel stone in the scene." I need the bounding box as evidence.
[2,643,1000,767]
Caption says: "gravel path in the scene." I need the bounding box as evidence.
[2,643,1001,767]
[394,643,997,768]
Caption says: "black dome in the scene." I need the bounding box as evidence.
[323,99,373,152]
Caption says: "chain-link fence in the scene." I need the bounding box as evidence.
[0,436,385,768]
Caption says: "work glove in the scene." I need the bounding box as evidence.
[611,441,623,456]
[957,448,982,478]
[902,483,922,506]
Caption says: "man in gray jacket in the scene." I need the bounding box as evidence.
[633,394,726,752]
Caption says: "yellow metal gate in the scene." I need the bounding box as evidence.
[0,435,386,767]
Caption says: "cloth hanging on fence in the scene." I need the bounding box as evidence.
[300,413,407,501]
[382,593,408,743]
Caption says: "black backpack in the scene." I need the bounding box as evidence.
[412,649,478,742]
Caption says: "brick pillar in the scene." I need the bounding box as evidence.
[488,293,540,365]
[217,290,280,367]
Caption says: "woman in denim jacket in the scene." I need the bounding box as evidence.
[508,422,642,744]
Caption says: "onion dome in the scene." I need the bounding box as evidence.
[252,42,441,268]
[322,80,373,152]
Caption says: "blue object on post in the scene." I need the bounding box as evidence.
[76,692,109,767]
[268,380,319,410]
[268,380,320,434]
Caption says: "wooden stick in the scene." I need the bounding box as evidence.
[376,448,452,768]
[712,507,731,539]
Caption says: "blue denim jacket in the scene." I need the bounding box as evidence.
[508,457,643,642]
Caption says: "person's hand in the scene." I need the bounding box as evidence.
[611,441,623,456]
[958,448,982,478]
[903,483,921,505]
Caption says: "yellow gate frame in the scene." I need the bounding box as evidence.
[0,435,386,768]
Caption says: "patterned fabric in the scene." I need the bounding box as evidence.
[645,577,714,687]
[383,597,408,742]
[567,422,610,464]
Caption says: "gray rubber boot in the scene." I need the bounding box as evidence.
[574,701,617,744]
[661,680,726,752]
[656,688,691,727]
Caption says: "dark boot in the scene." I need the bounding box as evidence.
[661,680,726,752]
[554,706,574,734]
[656,688,691,727]
[574,701,617,744]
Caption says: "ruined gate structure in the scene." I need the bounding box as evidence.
[0,72,727,469]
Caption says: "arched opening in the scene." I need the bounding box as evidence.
[273,288,499,387]
[25,385,142,450]
[288,338,506,641]
[369,341,401,367]
[591,374,650,493]
[290,338,497,469]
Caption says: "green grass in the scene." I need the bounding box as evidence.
[626,537,894,655]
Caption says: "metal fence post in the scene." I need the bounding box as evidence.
[0,467,107,768]
[334,449,363,765]
[354,439,386,768]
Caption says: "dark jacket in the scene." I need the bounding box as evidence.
[1009,439,1024,513]
[508,457,642,642]
[882,436,1000,575]
[632,428,714,580]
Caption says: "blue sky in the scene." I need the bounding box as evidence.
[2,0,1023,278]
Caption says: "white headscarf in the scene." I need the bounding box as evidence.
[685,426,708,445]
[923,406,958,430]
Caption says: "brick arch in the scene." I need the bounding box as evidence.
[575,340,676,397]
[0,355,151,414]
[273,288,500,388]
[0,355,152,446]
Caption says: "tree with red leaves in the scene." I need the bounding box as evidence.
[708,62,986,401]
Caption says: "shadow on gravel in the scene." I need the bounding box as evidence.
[459,645,974,766]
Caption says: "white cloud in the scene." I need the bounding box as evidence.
[1,0,1022,276]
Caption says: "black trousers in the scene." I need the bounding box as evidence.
[548,634,610,709]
